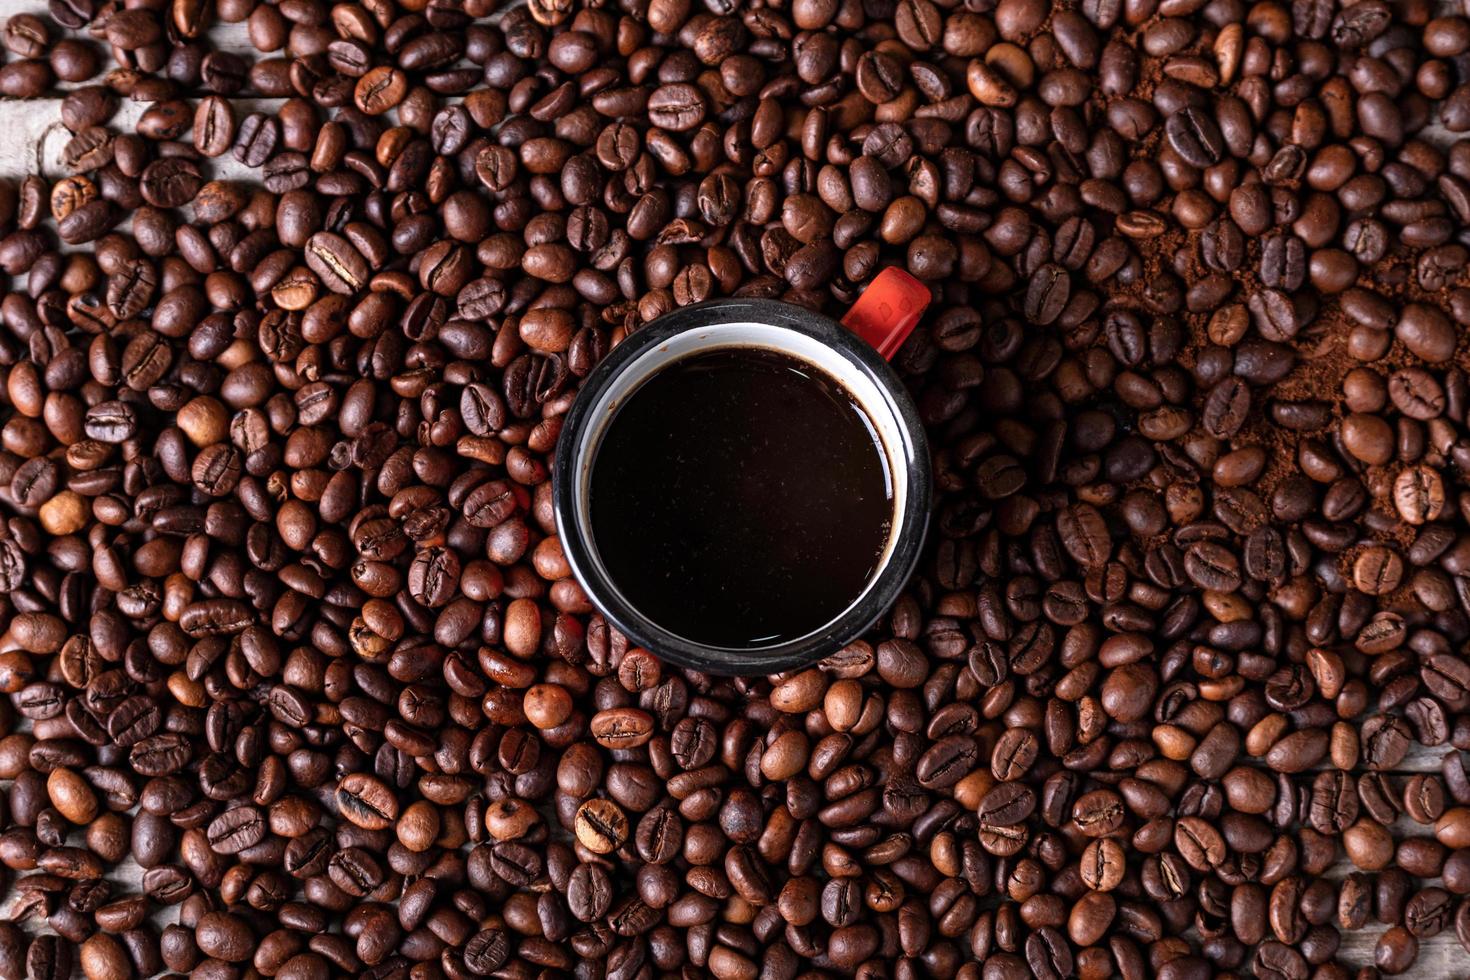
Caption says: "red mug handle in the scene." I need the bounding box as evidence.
[840,267,932,361]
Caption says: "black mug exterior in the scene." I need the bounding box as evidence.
[553,298,931,675]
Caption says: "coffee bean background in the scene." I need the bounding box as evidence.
[5,0,1470,977]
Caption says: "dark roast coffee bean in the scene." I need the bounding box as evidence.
[0,0,1464,977]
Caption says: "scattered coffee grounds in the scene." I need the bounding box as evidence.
[3,0,1470,975]
[590,347,892,648]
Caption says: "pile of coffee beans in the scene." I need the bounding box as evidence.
[3,0,1470,974]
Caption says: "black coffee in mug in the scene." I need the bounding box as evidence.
[555,287,932,674]
[589,347,893,648]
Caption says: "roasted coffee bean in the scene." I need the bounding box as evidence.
[205,805,266,855]
[138,158,203,208]
[335,773,399,830]
[574,798,628,854]
[0,0,1463,976]
[304,232,369,294]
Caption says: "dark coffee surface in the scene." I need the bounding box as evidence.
[590,348,892,647]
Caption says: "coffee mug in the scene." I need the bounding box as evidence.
[553,269,932,675]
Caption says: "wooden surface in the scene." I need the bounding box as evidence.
[0,17,266,183]
[1,2,1469,976]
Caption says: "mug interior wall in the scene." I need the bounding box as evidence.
[570,321,912,652]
